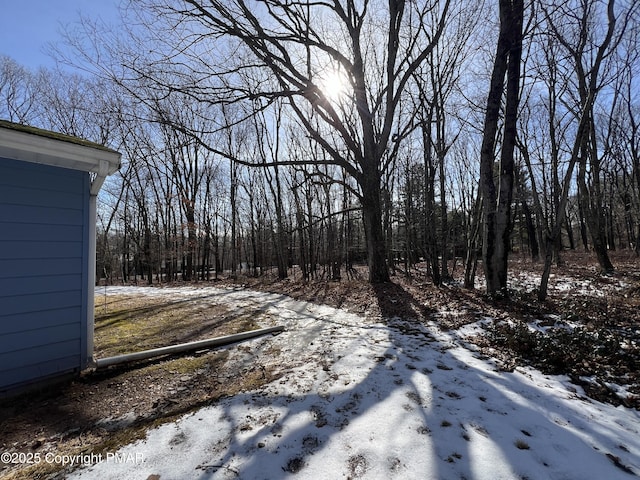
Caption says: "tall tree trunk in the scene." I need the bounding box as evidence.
[464,194,482,289]
[122,199,129,283]
[292,183,309,281]
[230,159,238,278]
[143,213,153,286]
[361,163,390,283]
[266,164,288,280]
[521,199,539,260]
[421,107,441,286]
[323,181,341,281]
[578,123,614,272]
[578,198,589,250]
[565,210,576,250]
[305,181,316,279]
[201,217,211,281]
[184,204,196,281]
[479,0,524,298]
[439,151,449,279]
[214,216,221,279]
[518,140,545,262]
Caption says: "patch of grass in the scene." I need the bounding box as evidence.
[145,352,218,376]
[94,294,263,357]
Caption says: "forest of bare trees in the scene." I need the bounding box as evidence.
[1,0,639,298]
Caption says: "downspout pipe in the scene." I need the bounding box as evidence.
[85,160,112,369]
[85,191,98,369]
[95,325,285,369]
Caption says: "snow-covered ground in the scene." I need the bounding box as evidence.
[72,286,639,479]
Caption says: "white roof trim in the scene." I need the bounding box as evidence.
[0,124,121,176]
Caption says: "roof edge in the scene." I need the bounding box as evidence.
[0,120,121,175]
[0,120,119,154]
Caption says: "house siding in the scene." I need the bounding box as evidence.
[0,157,89,392]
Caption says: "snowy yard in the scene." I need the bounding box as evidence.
[64,285,640,480]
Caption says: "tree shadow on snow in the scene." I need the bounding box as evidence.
[161,286,639,480]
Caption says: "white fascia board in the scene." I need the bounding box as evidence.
[0,125,121,176]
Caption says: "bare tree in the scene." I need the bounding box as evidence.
[19,0,635,296]
[478,0,525,298]
[412,7,477,283]
[0,56,38,123]
[126,0,452,283]
[543,0,637,274]
[616,26,640,253]
[252,104,290,279]
[527,0,639,300]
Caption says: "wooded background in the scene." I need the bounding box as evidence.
[1,0,638,299]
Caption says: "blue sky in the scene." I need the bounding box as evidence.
[0,0,121,70]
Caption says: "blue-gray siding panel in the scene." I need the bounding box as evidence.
[0,241,82,260]
[0,354,80,388]
[0,161,87,193]
[0,341,80,386]
[0,307,81,335]
[0,289,81,317]
[0,223,84,241]
[0,258,82,279]
[0,323,79,356]
[0,157,89,391]
[0,204,83,225]
[0,339,80,369]
[0,274,82,296]
[0,184,83,211]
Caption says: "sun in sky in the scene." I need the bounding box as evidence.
[318,68,350,103]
